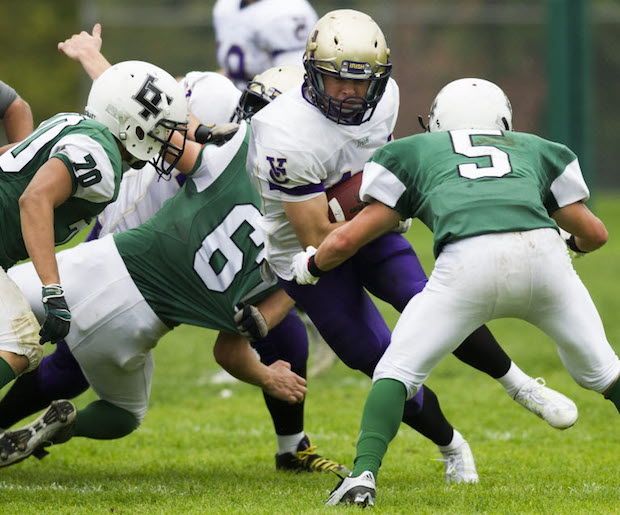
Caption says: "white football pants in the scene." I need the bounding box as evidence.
[373,228,620,399]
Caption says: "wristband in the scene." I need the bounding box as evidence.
[307,254,325,277]
[194,124,212,144]
[566,234,587,254]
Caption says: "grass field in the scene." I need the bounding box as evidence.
[1,196,619,514]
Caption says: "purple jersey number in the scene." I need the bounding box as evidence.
[225,45,247,82]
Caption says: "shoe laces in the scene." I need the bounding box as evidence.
[518,377,548,404]
[296,445,346,475]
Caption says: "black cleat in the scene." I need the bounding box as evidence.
[0,400,76,468]
[275,435,350,478]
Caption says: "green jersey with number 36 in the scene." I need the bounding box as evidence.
[361,129,590,256]
[114,123,270,332]
[0,113,123,270]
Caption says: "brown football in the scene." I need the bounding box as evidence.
[326,173,368,222]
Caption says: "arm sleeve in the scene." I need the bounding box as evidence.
[0,80,18,118]
[50,133,119,203]
[543,143,590,212]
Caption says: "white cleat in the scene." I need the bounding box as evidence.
[513,377,578,429]
[325,470,376,507]
[439,441,479,484]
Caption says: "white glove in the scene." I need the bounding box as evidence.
[393,218,412,234]
[234,304,268,341]
[292,246,320,285]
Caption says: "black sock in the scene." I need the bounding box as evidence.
[0,370,49,429]
[452,325,512,379]
[402,385,454,447]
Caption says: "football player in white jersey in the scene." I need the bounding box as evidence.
[249,8,578,483]
[213,0,317,89]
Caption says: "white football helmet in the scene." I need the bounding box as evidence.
[182,71,241,124]
[231,65,305,122]
[303,9,391,125]
[428,78,513,132]
[86,60,189,176]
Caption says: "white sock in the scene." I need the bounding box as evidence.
[497,362,531,398]
[438,429,465,453]
[276,431,305,455]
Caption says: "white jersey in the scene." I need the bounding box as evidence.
[94,71,241,238]
[248,78,400,279]
[213,0,317,88]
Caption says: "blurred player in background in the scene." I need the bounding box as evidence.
[250,9,578,483]
[0,59,187,401]
[213,0,318,89]
[297,77,620,506]
[0,80,33,145]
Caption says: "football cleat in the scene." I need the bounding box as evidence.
[439,440,479,484]
[276,435,350,478]
[513,377,578,429]
[325,470,376,507]
[0,400,76,467]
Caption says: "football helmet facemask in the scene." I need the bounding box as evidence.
[427,78,513,132]
[86,60,189,177]
[231,65,305,123]
[303,9,391,126]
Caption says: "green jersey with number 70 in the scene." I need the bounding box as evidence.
[0,113,123,270]
[114,123,270,332]
[361,129,590,257]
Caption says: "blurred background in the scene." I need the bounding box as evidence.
[0,0,617,188]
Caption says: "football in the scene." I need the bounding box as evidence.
[326,172,368,222]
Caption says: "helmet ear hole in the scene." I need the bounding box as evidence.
[135,126,145,140]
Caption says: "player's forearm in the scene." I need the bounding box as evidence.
[19,195,61,285]
[255,289,295,330]
[77,46,111,80]
[314,224,361,271]
[213,331,270,387]
[3,98,34,143]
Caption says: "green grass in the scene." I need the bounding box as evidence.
[1,196,619,513]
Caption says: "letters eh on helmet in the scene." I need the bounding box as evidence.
[303,9,392,125]
[85,60,189,176]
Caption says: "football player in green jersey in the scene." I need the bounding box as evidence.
[0,48,310,468]
[0,59,188,399]
[293,78,620,506]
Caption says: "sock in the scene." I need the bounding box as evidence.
[497,362,531,398]
[352,379,406,478]
[604,378,620,413]
[276,431,305,455]
[452,325,512,378]
[438,429,465,453]
[73,400,139,440]
[0,369,49,428]
[402,385,454,447]
[0,358,16,390]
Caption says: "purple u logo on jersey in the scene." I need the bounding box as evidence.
[267,156,289,184]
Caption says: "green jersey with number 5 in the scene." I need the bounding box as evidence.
[0,113,123,270]
[361,129,590,256]
[114,123,270,332]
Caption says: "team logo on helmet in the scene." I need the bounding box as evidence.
[132,75,171,120]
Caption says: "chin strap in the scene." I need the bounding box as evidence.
[417,115,429,132]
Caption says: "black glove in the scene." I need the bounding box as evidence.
[234,304,268,342]
[39,284,71,344]
[194,123,240,145]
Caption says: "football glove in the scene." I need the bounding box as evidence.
[559,228,586,259]
[39,284,71,344]
[234,304,268,342]
[194,123,239,145]
[292,246,322,285]
[393,218,412,234]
